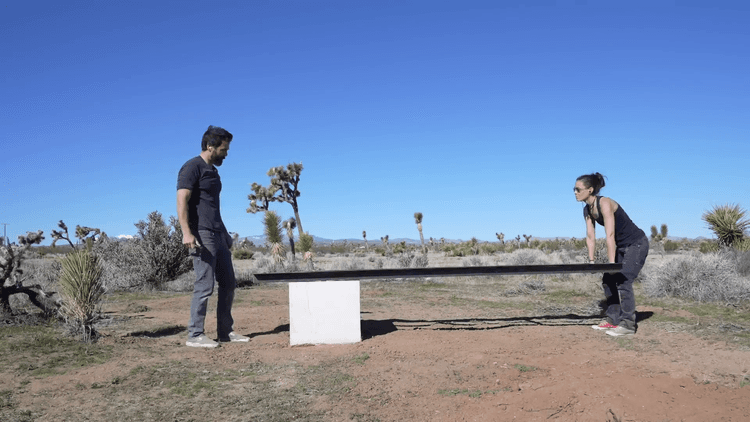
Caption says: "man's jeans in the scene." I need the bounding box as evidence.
[188,229,236,339]
[602,235,649,329]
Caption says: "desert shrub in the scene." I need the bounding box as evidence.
[93,241,142,290]
[95,211,192,290]
[463,256,489,267]
[475,243,500,255]
[232,249,254,260]
[330,258,364,271]
[735,250,750,277]
[641,252,750,303]
[735,238,750,252]
[504,279,546,296]
[505,249,550,266]
[133,211,193,286]
[235,268,256,287]
[442,240,485,257]
[699,241,719,254]
[21,258,61,290]
[253,255,283,274]
[539,239,563,252]
[396,252,413,268]
[412,254,429,268]
[58,249,105,342]
[663,240,680,252]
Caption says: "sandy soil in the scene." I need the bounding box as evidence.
[10,282,750,422]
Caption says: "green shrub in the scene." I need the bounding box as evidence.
[663,240,680,252]
[699,241,719,254]
[58,250,105,342]
[232,249,254,260]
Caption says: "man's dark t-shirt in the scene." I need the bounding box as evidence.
[177,156,226,232]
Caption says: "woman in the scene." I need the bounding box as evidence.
[574,173,649,336]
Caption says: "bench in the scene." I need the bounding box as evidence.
[253,263,623,346]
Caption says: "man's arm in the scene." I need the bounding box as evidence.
[177,188,196,248]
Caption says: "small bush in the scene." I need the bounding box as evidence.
[734,250,750,277]
[462,256,488,267]
[232,249,254,260]
[699,241,719,254]
[641,252,750,303]
[506,249,549,266]
[396,252,413,268]
[412,254,429,268]
[663,240,680,252]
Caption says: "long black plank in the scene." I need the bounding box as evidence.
[252,263,623,282]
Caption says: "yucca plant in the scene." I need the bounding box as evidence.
[58,249,105,342]
[263,211,286,263]
[702,204,750,248]
[298,232,314,253]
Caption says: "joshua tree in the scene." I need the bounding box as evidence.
[702,204,749,248]
[496,232,505,244]
[362,230,368,251]
[650,224,669,242]
[284,218,297,258]
[523,234,532,245]
[247,162,305,238]
[414,212,425,253]
[1,230,59,318]
[51,220,104,251]
[380,235,390,253]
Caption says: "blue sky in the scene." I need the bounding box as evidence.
[2,0,748,245]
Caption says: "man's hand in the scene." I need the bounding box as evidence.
[183,232,197,249]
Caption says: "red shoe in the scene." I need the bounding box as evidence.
[591,320,617,330]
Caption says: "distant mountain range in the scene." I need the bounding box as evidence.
[238,235,709,245]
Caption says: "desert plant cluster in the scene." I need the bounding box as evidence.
[2,162,750,349]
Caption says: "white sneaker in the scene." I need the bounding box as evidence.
[606,325,636,337]
[219,332,250,343]
[186,334,219,348]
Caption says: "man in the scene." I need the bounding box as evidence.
[177,125,249,348]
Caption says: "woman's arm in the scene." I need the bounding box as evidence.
[600,197,617,263]
[585,211,596,263]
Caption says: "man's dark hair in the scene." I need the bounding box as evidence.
[201,125,233,151]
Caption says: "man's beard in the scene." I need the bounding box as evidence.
[214,157,224,166]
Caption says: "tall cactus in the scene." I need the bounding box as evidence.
[362,230,368,251]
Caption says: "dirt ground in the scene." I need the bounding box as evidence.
[8,280,750,422]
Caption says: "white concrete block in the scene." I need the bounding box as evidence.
[288,280,361,346]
